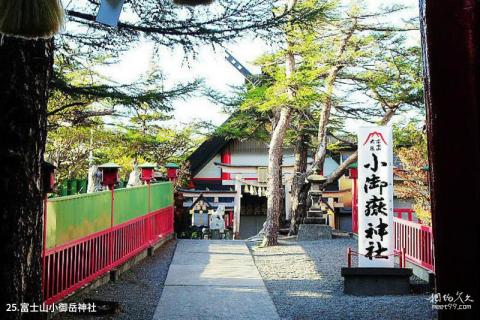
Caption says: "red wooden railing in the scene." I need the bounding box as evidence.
[347,247,407,268]
[393,217,434,272]
[393,208,414,222]
[42,206,173,304]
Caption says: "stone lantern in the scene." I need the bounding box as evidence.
[297,174,332,240]
[304,174,327,224]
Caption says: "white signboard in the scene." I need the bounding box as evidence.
[96,0,125,27]
[357,126,394,268]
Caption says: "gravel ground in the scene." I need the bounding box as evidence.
[55,239,177,320]
[248,238,436,320]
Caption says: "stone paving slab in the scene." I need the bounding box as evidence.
[172,252,255,266]
[153,240,279,320]
[165,264,264,286]
[153,285,279,320]
[175,240,250,254]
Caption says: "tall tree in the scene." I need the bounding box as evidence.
[288,113,311,235]
[394,122,430,225]
[0,0,63,314]
[48,50,201,130]
[220,2,423,237]
[260,0,335,246]
[309,3,419,173]
[261,0,297,246]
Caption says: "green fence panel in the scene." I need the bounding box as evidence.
[69,180,78,195]
[79,179,87,194]
[150,182,174,211]
[46,191,111,248]
[59,182,68,196]
[46,181,173,249]
[113,185,149,225]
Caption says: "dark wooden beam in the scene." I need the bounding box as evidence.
[419,1,479,318]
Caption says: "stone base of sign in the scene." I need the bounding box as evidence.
[341,267,413,295]
[297,224,332,240]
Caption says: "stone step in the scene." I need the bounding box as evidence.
[303,217,326,224]
[297,224,333,240]
[307,211,325,217]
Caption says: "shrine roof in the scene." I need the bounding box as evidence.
[187,136,231,176]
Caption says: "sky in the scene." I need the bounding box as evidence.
[95,36,270,127]
[94,0,421,130]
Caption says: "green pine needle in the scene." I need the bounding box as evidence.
[0,0,64,39]
[173,0,215,6]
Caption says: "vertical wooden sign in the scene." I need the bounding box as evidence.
[357,126,394,268]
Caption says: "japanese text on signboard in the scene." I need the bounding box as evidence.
[357,127,394,267]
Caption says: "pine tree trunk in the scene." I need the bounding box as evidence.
[261,0,298,247]
[263,107,292,246]
[315,68,337,171]
[312,21,357,173]
[0,36,53,316]
[289,132,309,235]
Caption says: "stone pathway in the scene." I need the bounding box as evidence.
[153,240,279,320]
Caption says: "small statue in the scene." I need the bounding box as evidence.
[87,165,102,193]
[127,162,141,187]
[209,205,226,233]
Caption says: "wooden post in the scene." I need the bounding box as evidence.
[41,195,48,301]
[420,1,479,318]
[109,186,115,265]
[352,176,358,234]
[233,175,242,239]
[347,247,352,268]
[284,180,292,221]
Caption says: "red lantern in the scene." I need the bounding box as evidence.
[165,162,180,182]
[139,163,156,183]
[98,163,120,190]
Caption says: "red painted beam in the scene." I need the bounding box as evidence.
[221,147,232,180]
[420,0,479,318]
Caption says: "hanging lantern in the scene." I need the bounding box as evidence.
[252,187,257,196]
[243,185,250,193]
[249,185,255,194]
[259,187,264,197]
